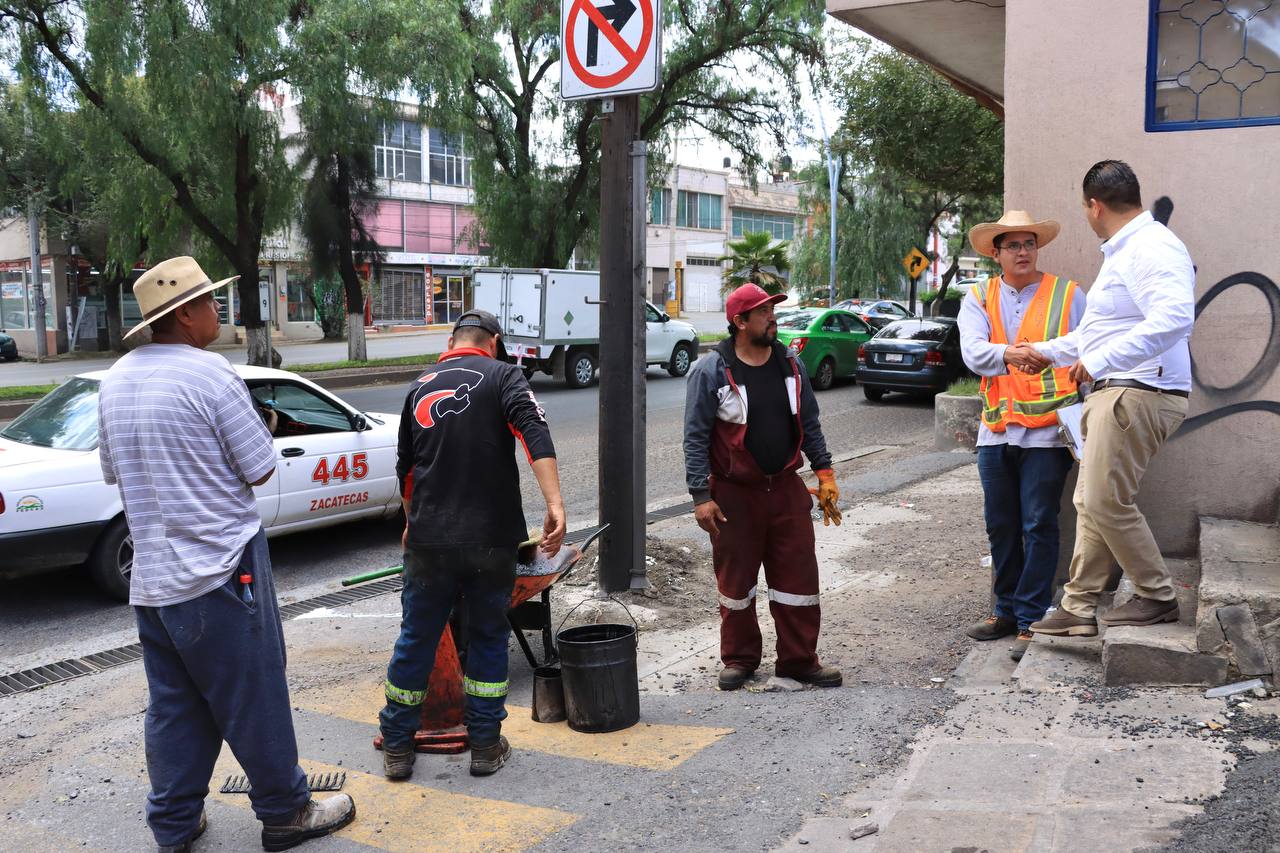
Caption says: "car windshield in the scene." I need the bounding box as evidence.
[776,311,818,330]
[0,377,101,450]
[876,320,952,342]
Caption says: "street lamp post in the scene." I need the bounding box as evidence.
[815,107,840,307]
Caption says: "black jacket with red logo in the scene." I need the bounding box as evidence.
[396,347,556,548]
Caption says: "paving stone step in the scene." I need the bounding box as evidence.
[1195,518,1280,666]
[1102,621,1229,687]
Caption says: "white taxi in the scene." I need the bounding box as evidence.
[0,365,402,601]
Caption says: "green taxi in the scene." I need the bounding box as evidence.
[774,308,875,390]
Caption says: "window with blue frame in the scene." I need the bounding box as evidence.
[731,208,797,240]
[1147,0,1280,130]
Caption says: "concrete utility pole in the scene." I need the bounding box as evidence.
[816,106,840,306]
[28,200,48,360]
[597,95,648,593]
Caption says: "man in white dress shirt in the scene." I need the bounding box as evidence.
[1030,160,1196,637]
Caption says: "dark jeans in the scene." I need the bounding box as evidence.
[134,529,308,848]
[977,445,1075,630]
[380,546,517,749]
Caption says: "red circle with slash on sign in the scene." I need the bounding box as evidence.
[565,0,655,89]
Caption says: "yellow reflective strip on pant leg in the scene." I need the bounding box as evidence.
[384,679,426,706]
[718,584,758,611]
[767,589,820,606]
[463,677,509,698]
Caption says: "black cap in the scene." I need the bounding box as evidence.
[452,309,511,362]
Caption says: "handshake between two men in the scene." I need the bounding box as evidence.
[1004,342,1094,385]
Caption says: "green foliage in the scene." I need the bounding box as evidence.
[946,377,981,397]
[438,0,826,267]
[307,275,349,341]
[0,384,57,401]
[718,230,791,294]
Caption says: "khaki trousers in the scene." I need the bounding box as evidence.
[1060,387,1188,617]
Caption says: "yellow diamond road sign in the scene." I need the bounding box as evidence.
[902,248,929,279]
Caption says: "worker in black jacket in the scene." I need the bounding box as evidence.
[380,310,565,780]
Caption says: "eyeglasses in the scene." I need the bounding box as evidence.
[999,240,1037,254]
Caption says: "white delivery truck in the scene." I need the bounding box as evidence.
[471,267,701,388]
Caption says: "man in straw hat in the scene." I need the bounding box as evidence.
[98,257,355,852]
[958,212,1086,661]
[1031,160,1195,639]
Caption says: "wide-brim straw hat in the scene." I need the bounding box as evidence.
[968,211,1060,258]
[125,256,239,338]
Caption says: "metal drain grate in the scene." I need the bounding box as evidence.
[278,576,404,619]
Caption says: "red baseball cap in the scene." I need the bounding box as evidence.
[725,283,786,324]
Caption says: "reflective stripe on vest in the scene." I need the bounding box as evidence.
[977,274,1080,431]
[463,677,510,699]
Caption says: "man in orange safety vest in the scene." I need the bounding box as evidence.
[957,211,1087,661]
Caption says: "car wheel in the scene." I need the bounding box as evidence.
[667,342,694,378]
[813,357,835,391]
[88,517,132,602]
[565,348,596,388]
[863,385,886,402]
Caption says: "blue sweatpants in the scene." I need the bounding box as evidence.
[134,529,309,847]
[977,445,1076,630]
[380,546,517,749]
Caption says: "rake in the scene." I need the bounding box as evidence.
[219,771,346,794]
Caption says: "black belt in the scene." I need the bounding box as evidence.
[1093,379,1189,398]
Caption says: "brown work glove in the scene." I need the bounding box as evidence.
[808,469,842,527]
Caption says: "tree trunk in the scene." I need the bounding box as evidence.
[940,256,961,289]
[104,275,124,352]
[347,312,367,361]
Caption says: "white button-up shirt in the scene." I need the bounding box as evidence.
[959,275,1087,449]
[1035,211,1195,391]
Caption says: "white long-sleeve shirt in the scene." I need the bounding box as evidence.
[1034,211,1195,391]
[959,275,1087,448]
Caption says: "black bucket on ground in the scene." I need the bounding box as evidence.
[556,616,640,733]
[531,666,566,724]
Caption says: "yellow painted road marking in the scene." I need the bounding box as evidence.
[211,757,577,853]
[297,682,733,770]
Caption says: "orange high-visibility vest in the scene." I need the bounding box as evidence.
[974,274,1081,431]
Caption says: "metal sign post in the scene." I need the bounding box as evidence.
[561,0,661,592]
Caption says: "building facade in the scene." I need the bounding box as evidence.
[828,0,1280,554]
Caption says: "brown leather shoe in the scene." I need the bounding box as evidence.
[470,735,512,777]
[790,665,843,688]
[260,794,355,852]
[157,810,206,852]
[1009,631,1034,661]
[966,615,1017,641]
[718,666,754,691]
[1029,608,1098,637]
[383,743,416,780]
[1101,596,1179,627]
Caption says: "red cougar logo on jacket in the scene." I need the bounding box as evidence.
[412,367,485,429]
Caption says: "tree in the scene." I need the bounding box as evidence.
[792,37,1003,302]
[1,0,459,365]
[439,0,825,268]
[718,230,790,294]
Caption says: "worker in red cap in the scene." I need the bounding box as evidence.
[683,283,843,691]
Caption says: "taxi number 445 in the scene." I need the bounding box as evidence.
[311,453,369,485]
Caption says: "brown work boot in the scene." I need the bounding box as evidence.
[470,735,512,777]
[1009,630,1034,661]
[382,743,416,781]
[1029,608,1098,637]
[717,666,754,691]
[260,794,356,852]
[790,665,843,688]
[1102,596,1179,627]
[966,615,1017,641]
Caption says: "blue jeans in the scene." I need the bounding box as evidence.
[134,529,308,847]
[977,445,1075,630]
[380,546,517,749]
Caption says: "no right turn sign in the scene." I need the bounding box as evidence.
[561,0,662,101]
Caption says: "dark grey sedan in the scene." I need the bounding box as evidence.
[855,318,973,401]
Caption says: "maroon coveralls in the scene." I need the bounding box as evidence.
[706,353,823,678]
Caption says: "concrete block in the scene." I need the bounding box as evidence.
[1013,633,1101,693]
[1059,741,1227,803]
[1260,616,1280,677]
[933,393,981,451]
[1217,603,1272,676]
[1049,805,1200,853]
[1102,623,1229,686]
[906,743,1059,804]
[1196,518,1280,655]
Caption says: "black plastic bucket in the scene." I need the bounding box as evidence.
[556,619,640,733]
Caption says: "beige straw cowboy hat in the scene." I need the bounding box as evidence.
[968,210,1061,258]
[125,256,239,338]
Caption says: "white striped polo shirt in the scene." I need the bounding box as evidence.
[98,344,275,607]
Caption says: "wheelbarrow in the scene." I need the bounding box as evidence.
[360,526,606,754]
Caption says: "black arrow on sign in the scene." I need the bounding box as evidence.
[587,0,637,67]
